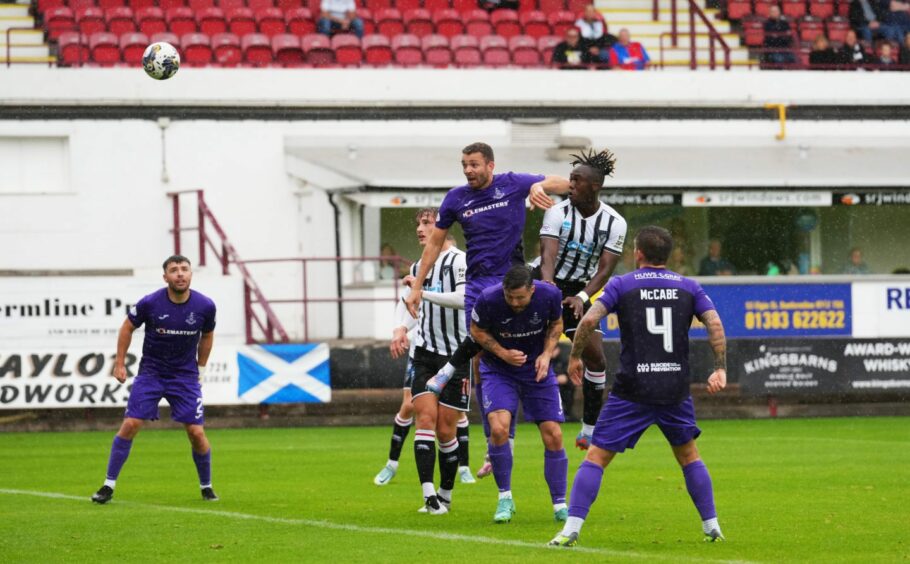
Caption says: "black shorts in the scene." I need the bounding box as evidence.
[410,347,471,412]
[554,279,601,336]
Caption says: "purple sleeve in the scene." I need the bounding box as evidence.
[596,276,622,313]
[471,293,490,330]
[691,280,716,316]
[435,189,460,230]
[127,295,148,328]
[506,172,546,199]
[549,289,562,322]
[203,300,217,333]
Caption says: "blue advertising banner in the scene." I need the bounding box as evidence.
[600,283,852,340]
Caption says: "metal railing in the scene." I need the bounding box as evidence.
[655,0,732,69]
[167,189,289,344]
[5,26,55,67]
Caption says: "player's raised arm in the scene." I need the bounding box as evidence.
[698,309,727,394]
[405,225,448,318]
[529,175,570,210]
[564,251,622,320]
[568,301,608,385]
[113,318,137,383]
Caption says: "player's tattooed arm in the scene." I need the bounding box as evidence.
[698,309,727,394]
[571,301,608,360]
[471,324,525,367]
[544,317,563,358]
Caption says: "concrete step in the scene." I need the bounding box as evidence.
[608,22,731,35]
[0,55,55,66]
[0,16,35,32]
[660,58,759,68]
[658,46,750,61]
[602,8,721,21]
[0,5,31,18]
[0,29,44,46]
[0,44,50,59]
[631,32,742,48]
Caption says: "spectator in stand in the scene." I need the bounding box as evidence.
[575,5,618,63]
[840,29,872,65]
[478,0,520,11]
[552,27,595,68]
[881,0,910,40]
[667,246,693,276]
[901,32,910,63]
[876,41,899,65]
[698,239,736,276]
[842,247,871,274]
[850,0,904,44]
[317,0,364,38]
[763,5,796,65]
[809,34,843,67]
[609,28,650,70]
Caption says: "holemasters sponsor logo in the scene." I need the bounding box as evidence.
[156,328,199,336]
[462,201,509,218]
[499,328,544,338]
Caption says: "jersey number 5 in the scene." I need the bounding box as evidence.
[646,307,674,353]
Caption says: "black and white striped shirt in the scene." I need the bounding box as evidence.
[411,247,467,356]
[539,199,627,283]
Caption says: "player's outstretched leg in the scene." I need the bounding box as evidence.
[92,418,142,504]
[186,424,218,501]
[549,446,614,547]
[682,458,724,541]
[375,413,413,486]
[455,416,476,484]
[414,428,447,514]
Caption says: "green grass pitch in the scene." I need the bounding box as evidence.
[1,417,908,563]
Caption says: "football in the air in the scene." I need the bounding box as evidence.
[142,42,180,80]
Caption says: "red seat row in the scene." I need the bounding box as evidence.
[46,6,577,41]
[39,0,589,16]
[725,0,847,21]
[741,15,849,47]
[56,30,565,66]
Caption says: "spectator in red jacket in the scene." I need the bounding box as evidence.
[608,28,650,70]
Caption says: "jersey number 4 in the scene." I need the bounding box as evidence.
[646,307,674,353]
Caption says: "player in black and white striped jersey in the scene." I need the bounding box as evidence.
[388,208,476,514]
[539,148,627,451]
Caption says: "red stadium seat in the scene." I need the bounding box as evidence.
[356,8,376,34]
[276,0,303,9]
[305,0,321,14]
[120,31,148,64]
[301,32,334,65]
[753,0,777,17]
[212,32,242,65]
[136,7,167,36]
[158,0,186,8]
[286,8,316,35]
[566,0,588,14]
[182,32,213,65]
[742,17,765,46]
[241,33,272,65]
[403,9,433,37]
[69,0,96,11]
[538,0,566,13]
[76,7,106,37]
[491,9,521,38]
[364,0,392,11]
[463,9,491,37]
[46,7,75,41]
[332,32,363,64]
[798,16,823,41]
[520,10,550,38]
[376,8,404,36]
[836,0,848,17]
[218,0,247,10]
[272,33,305,65]
[227,7,257,36]
[362,33,392,64]
[166,7,197,36]
[188,0,214,8]
[547,10,574,36]
[256,7,286,36]
[537,33,559,63]
[825,16,849,43]
[452,0,476,12]
[424,0,451,10]
[726,0,753,20]
[781,0,806,18]
[433,9,464,37]
[480,34,509,65]
[392,33,422,65]
[38,0,66,14]
[150,31,180,47]
[509,34,539,65]
[97,0,125,7]
[248,0,275,9]
[808,0,834,18]
[57,31,89,66]
[107,6,136,35]
[451,33,481,65]
[422,33,451,66]
[90,31,121,65]
[196,7,227,35]
[396,0,421,12]
[128,0,156,10]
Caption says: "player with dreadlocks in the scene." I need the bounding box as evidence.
[538,148,627,450]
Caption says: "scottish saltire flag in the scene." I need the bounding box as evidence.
[237,344,331,404]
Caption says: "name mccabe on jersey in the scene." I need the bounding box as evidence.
[640,288,679,301]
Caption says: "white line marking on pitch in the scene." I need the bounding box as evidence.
[0,488,758,564]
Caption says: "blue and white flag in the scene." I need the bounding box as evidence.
[237,343,331,404]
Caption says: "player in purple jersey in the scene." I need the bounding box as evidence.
[405,142,569,477]
[91,255,218,504]
[464,265,569,523]
[548,227,728,547]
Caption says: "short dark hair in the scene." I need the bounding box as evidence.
[634,226,673,265]
[462,142,495,163]
[162,255,191,271]
[502,264,534,291]
[570,148,616,187]
[415,207,438,224]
